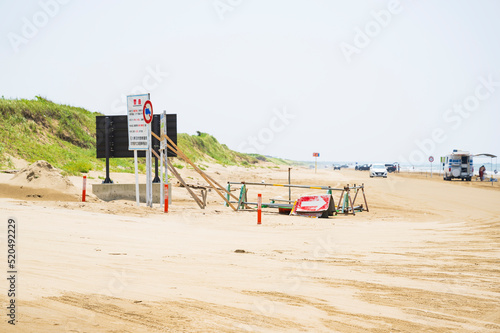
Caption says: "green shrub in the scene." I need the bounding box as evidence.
[64,160,93,175]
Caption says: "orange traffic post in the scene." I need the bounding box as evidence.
[164,184,169,213]
[82,175,87,202]
[257,193,262,224]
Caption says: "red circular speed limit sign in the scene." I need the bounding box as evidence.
[143,100,153,124]
[429,156,434,162]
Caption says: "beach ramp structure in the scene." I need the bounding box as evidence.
[227,182,369,217]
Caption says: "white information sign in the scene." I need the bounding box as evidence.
[127,94,150,150]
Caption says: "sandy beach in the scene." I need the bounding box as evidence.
[0,162,499,332]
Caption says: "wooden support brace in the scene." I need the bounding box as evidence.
[201,189,207,208]
[337,190,345,213]
[155,133,234,198]
[152,149,207,208]
[151,149,161,160]
[166,142,237,210]
[361,184,369,212]
[352,184,360,209]
[166,160,205,209]
[153,132,238,211]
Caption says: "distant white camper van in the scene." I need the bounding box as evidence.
[443,150,473,181]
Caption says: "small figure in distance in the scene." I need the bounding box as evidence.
[479,165,486,181]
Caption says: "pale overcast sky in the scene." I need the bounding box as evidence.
[1,0,499,164]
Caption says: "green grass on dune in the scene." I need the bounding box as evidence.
[0,96,295,175]
[0,96,141,174]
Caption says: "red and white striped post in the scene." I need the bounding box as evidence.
[257,193,262,224]
[82,175,87,202]
[164,184,169,213]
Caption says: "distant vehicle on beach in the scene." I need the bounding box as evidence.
[370,164,387,178]
[385,163,397,173]
[356,164,371,171]
[443,150,473,181]
[340,164,349,169]
[333,165,341,170]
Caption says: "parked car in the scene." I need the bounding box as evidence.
[340,164,349,169]
[370,164,387,178]
[385,163,397,173]
[333,165,341,170]
[357,164,371,171]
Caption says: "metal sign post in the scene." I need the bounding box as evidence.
[146,125,152,207]
[160,147,163,207]
[160,111,168,208]
[313,152,320,173]
[143,100,154,208]
[429,156,434,178]
[134,150,139,206]
[288,167,291,201]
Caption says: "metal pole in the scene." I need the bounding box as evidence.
[163,111,169,202]
[160,150,164,207]
[492,156,494,186]
[150,127,153,207]
[257,194,262,224]
[146,124,152,207]
[103,116,112,184]
[226,183,231,207]
[165,155,170,204]
[153,154,160,183]
[82,176,86,202]
[288,168,291,201]
[164,184,169,212]
[227,181,348,190]
[152,114,160,183]
[134,150,139,206]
